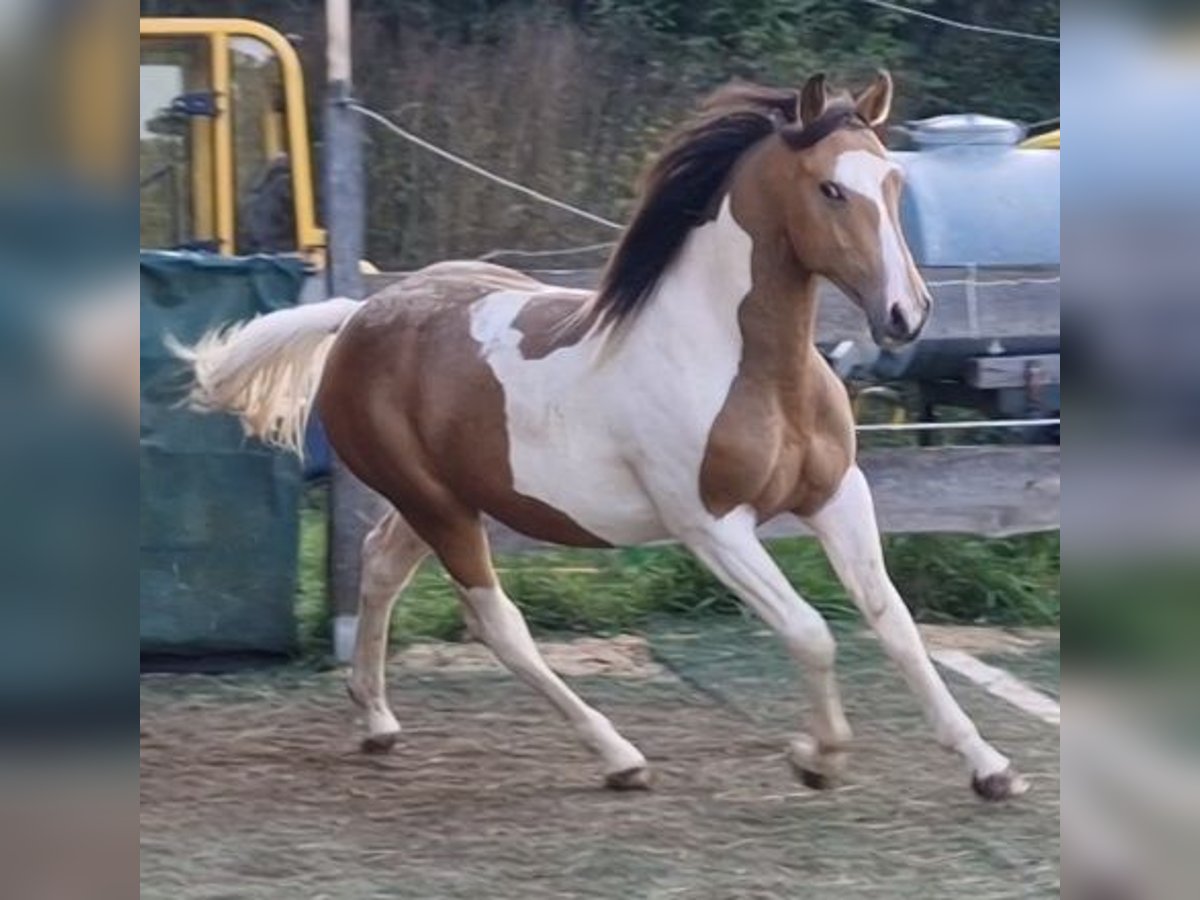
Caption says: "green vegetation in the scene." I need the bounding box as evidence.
[296,486,1058,653]
[143,0,1058,270]
[295,487,332,652]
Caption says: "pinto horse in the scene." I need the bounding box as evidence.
[176,72,1026,800]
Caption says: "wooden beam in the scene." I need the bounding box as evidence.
[966,354,1060,390]
[482,446,1060,554]
[364,265,1060,346]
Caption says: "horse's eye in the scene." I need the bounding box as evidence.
[820,181,846,202]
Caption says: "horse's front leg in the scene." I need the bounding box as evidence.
[683,507,853,788]
[805,466,1028,800]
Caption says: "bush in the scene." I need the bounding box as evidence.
[884,532,1060,625]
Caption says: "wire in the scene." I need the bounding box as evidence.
[856,0,1060,44]
[925,275,1060,288]
[479,241,616,262]
[855,417,1059,433]
[350,102,624,232]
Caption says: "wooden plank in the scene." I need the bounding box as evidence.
[966,354,1060,390]
[333,446,1058,564]
[845,445,1058,537]
[364,265,1060,345]
[483,446,1059,553]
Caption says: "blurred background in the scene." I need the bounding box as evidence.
[134,3,1071,899]
[140,0,1060,268]
[4,0,1200,897]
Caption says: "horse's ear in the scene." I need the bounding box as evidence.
[799,73,829,125]
[855,69,893,126]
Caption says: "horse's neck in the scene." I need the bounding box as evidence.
[623,194,818,392]
[738,259,821,391]
[631,196,755,340]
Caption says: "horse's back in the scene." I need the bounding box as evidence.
[397,260,547,296]
[348,260,586,330]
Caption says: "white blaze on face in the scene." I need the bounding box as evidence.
[832,149,920,323]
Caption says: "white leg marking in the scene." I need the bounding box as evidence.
[347,511,430,745]
[685,506,852,778]
[807,467,1017,786]
[931,649,1060,727]
[458,584,647,778]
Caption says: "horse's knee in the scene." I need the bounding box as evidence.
[359,512,428,604]
[361,512,396,557]
[360,521,399,589]
[457,587,527,652]
[782,609,837,670]
[861,592,923,663]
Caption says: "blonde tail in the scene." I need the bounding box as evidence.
[167,296,360,456]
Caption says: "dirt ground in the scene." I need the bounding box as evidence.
[141,621,1060,899]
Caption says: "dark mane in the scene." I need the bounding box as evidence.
[584,83,863,333]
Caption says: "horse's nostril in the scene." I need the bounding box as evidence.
[889,304,907,334]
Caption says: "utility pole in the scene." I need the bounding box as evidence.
[324,0,367,662]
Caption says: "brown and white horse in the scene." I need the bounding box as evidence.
[176,72,1026,800]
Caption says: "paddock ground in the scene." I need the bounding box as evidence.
[140,620,1060,899]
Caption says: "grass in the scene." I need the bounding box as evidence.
[295,487,332,654]
[296,486,1059,654]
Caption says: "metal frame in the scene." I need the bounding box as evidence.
[140,18,326,258]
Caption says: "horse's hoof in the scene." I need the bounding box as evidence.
[972,767,1029,801]
[604,766,653,791]
[360,731,400,755]
[796,767,834,791]
[787,735,845,790]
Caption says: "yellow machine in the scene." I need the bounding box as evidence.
[139,18,325,261]
[1020,128,1060,150]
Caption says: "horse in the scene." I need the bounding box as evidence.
[174,71,1027,801]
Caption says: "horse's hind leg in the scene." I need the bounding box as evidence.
[426,511,650,789]
[345,508,430,753]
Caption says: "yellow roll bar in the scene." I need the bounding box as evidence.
[210,30,234,253]
[1020,128,1060,150]
[140,18,326,258]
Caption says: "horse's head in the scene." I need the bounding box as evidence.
[585,71,930,349]
[774,71,931,348]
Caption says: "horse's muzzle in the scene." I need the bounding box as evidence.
[878,295,931,347]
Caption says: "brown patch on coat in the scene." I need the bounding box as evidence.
[511,291,593,359]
